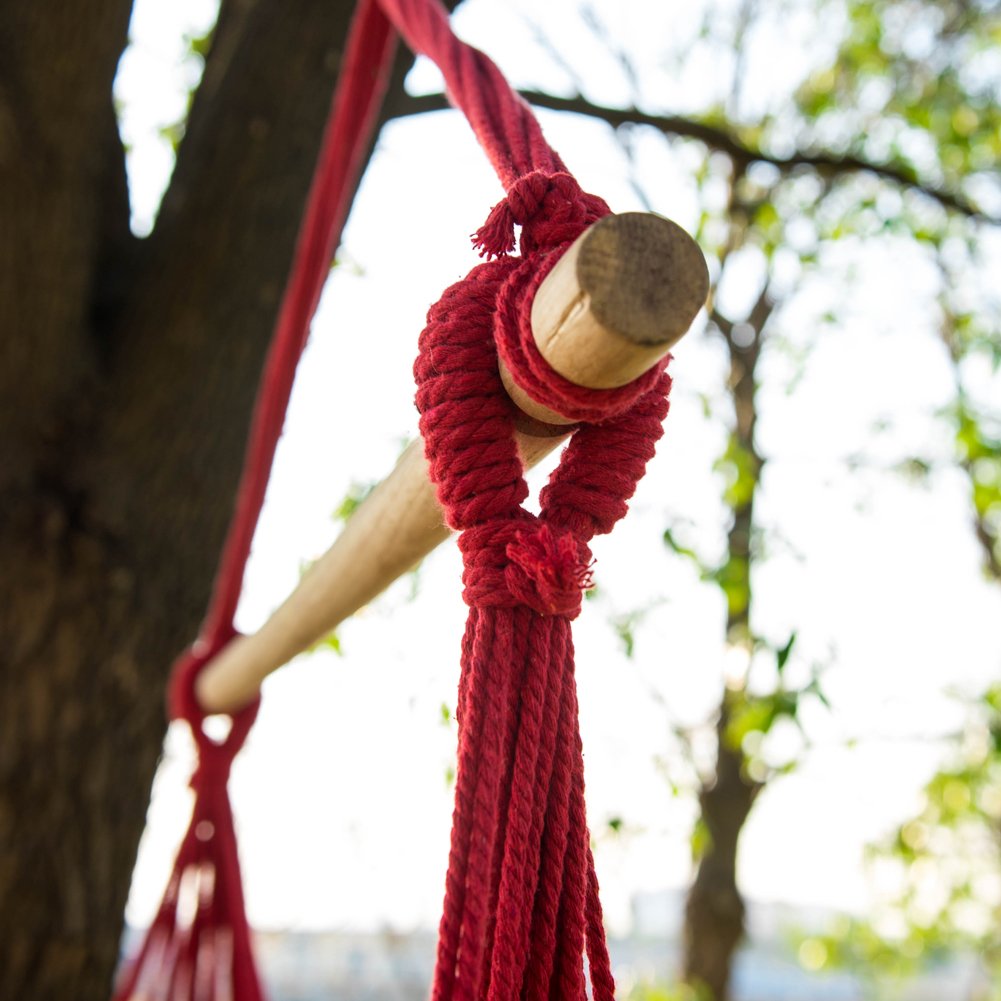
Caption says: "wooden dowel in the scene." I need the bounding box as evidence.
[195,211,708,714]
[194,434,561,714]
[501,212,709,425]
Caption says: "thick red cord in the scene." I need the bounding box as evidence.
[388,1,673,996]
[118,0,677,999]
[415,256,670,1000]
[202,0,397,648]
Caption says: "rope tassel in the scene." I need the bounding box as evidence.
[416,235,670,999]
[113,643,265,1001]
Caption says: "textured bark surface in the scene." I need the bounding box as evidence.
[0,0,456,997]
[682,711,759,1001]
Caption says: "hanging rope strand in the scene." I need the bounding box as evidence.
[376,0,565,186]
[204,0,397,644]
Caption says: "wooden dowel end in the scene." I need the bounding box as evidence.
[501,212,709,425]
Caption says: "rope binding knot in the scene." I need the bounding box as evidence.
[473,170,609,259]
[458,517,594,618]
[505,522,594,618]
[168,636,260,777]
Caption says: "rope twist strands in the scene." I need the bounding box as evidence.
[376,0,566,188]
[492,251,667,424]
[415,248,669,999]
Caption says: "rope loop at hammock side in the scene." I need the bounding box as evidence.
[112,635,266,1001]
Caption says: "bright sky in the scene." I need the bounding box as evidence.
[117,0,1001,937]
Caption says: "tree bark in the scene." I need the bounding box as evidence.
[683,712,759,1001]
[0,0,456,997]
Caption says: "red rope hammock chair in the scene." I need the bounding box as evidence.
[113,0,686,998]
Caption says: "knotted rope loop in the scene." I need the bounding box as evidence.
[169,635,261,764]
[416,248,671,620]
[473,170,609,260]
[459,517,593,618]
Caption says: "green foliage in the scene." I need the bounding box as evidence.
[333,481,377,522]
[690,815,713,864]
[662,526,704,569]
[624,980,711,1001]
[186,27,214,62]
[705,554,751,619]
[809,686,1001,991]
[793,0,1001,211]
[306,630,343,656]
[154,28,215,154]
[950,390,1001,574]
[723,637,830,782]
[614,614,639,659]
[713,434,758,511]
[611,603,665,658]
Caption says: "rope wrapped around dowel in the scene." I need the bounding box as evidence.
[415,193,670,1001]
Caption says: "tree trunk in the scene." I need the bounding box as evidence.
[0,0,457,996]
[681,288,767,1000]
[682,707,759,1000]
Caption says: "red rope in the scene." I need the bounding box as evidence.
[415,256,670,1000]
[117,0,677,998]
[202,0,397,648]
[388,2,673,995]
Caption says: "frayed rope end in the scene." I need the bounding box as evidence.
[505,524,594,617]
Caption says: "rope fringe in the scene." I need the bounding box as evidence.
[415,244,670,999]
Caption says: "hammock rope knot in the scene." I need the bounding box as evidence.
[414,202,672,996]
[492,252,667,425]
[458,517,594,618]
[473,170,607,259]
[504,523,594,618]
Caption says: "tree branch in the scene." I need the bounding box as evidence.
[390,90,998,226]
[88,0,463,638]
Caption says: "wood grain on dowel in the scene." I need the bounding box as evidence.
[195,212,708,714]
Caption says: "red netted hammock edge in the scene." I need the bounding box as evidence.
[113,1,675,999]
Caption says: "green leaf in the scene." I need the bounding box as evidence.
[333,481,376,522]
[776,632,797,673]
[307,631,343,656]
[690,816,712,863]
